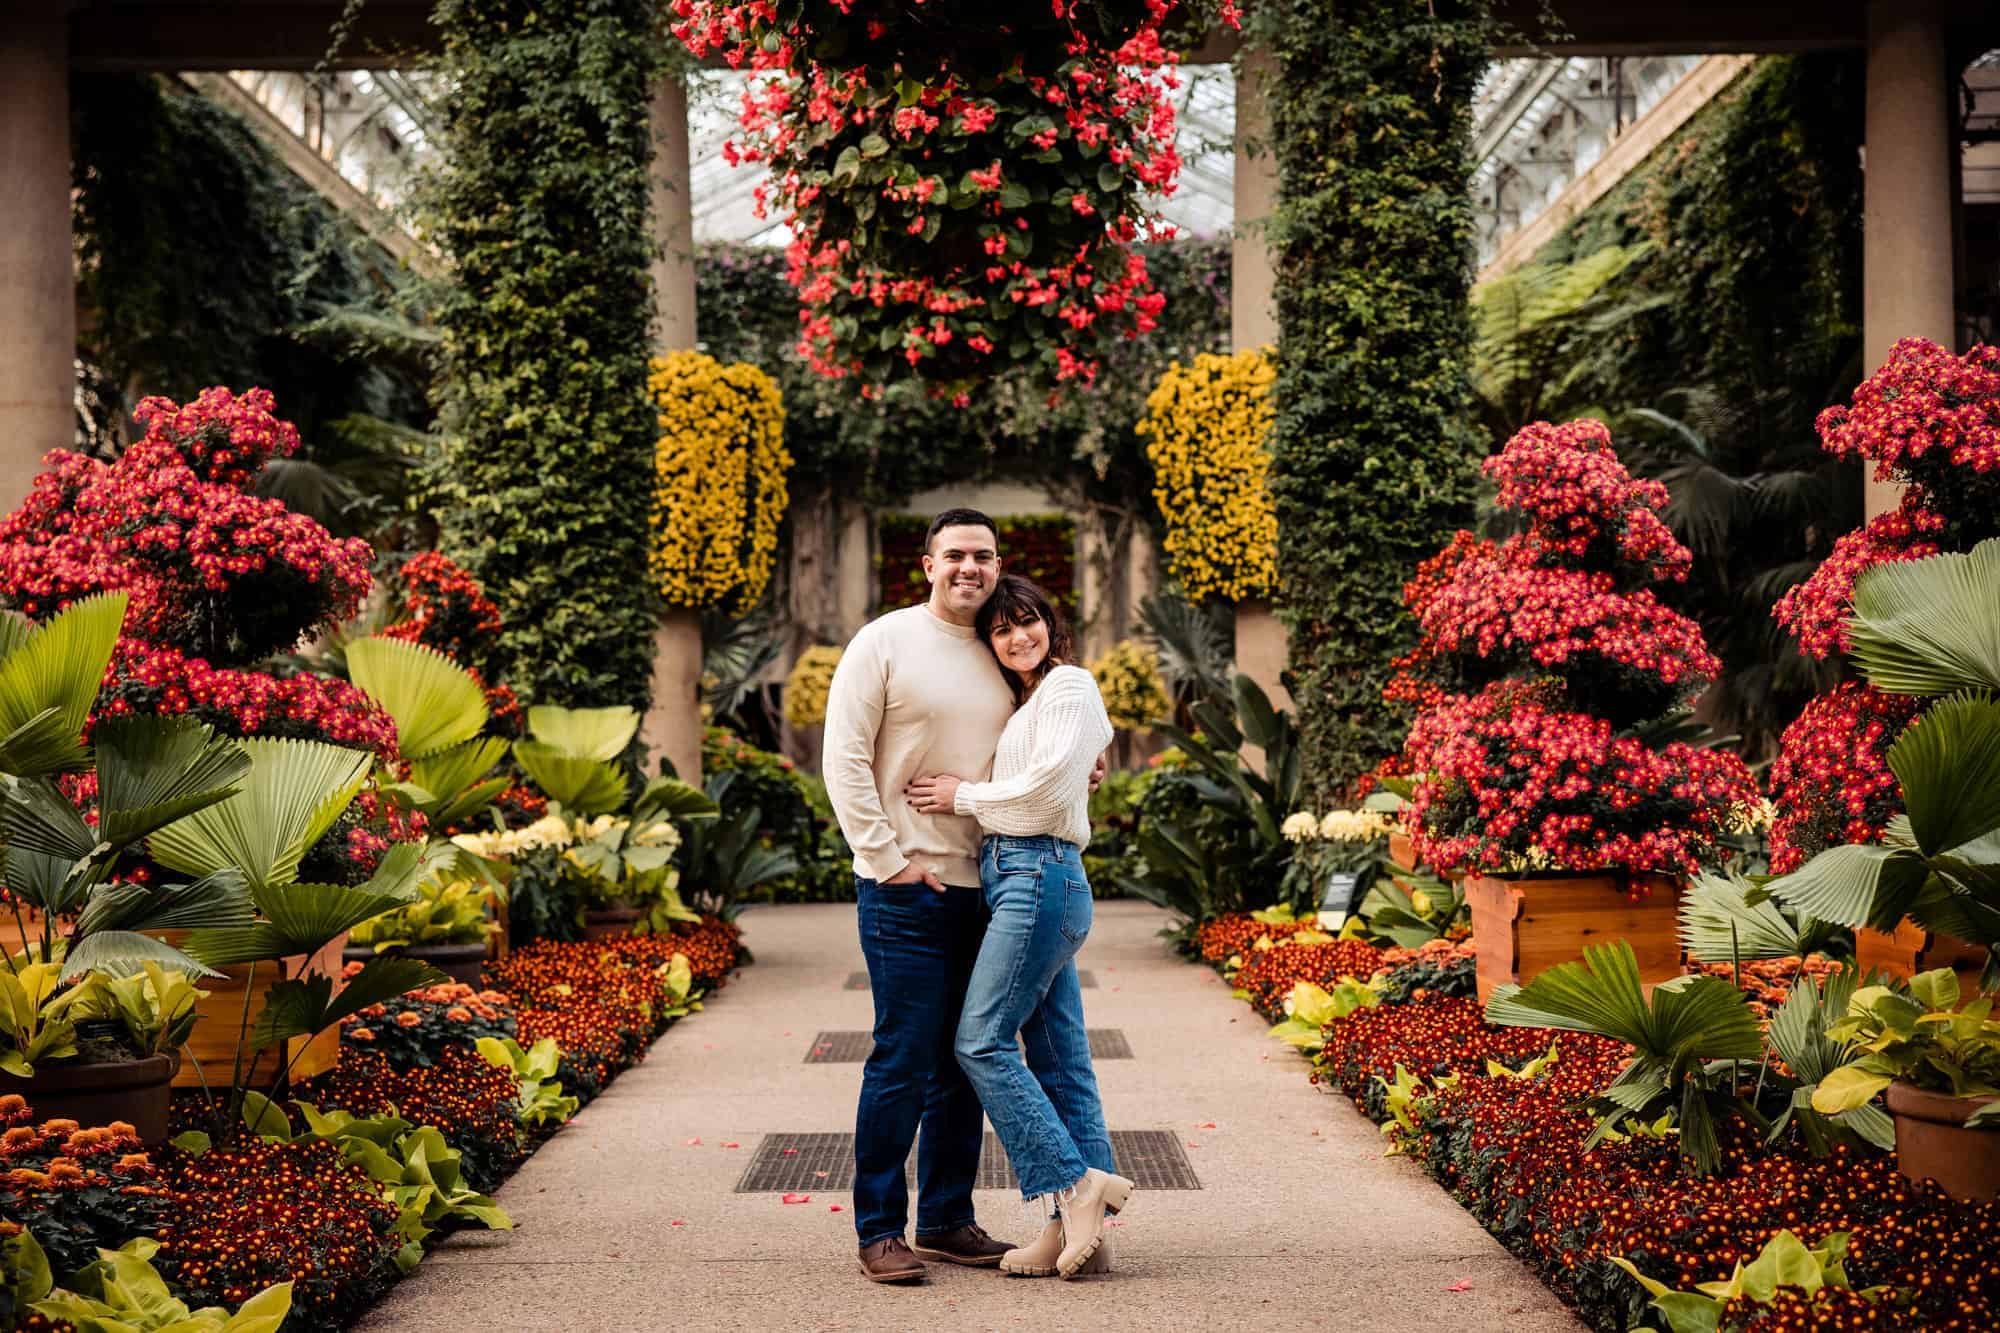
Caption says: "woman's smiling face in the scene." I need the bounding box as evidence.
[988,612,1050,678]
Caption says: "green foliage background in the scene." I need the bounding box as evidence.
[421,0,666,710]
[1254,0,1495,798]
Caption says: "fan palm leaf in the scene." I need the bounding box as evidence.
[91,715,251,847]
[345,636,489,759]
[148,739,372,893]
[0,592,129,777]
[525,705,638,762]
[1847,540,2000,698]
[512,742,628,815]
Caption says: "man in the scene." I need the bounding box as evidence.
[822,508,1018,1282]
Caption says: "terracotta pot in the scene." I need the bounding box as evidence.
[342,941,487,988]
[1887,1081,2000,1202]
[1855,920,1990,999]
[1387,831,1417,873]
[149,930,347,1089]
[1464,872,1683,1006]
[582,906,642,941]
[0,1053,176,1144]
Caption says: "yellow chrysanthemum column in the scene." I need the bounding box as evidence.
[1137,348,1285,750]
[641,350,792,783]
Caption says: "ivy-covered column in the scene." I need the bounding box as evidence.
[425,0,664,711]
[1256,0,1494,797]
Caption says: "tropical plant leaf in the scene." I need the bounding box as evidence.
[1768,842,1932,930]
[1487,940,1763,1061]
[1847,540,2000,697]
[178,925,294,968]
[430,776,513,830]
[407,735,510,815]
[525,704,639,761]
[148,739,372,892]
[1679,871,1827,963]
[345,636,489,758]
[512,742,628,815]
[632,775,719,822]
[56,930,220,981]
[1,844,83,917]
[1885,693,2000,856]
[251,956,445,1050]
[250,881,422,955]
[0,777,100,865]
[1136,591,1233,705]
[0,591,129,777]
[91,714,251,847]
[76,867,255,935]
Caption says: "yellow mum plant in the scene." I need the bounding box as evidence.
[649,350,792,612]
[1089,638,1170,732]
[784,644,843,728]
[1137,348,1279,603]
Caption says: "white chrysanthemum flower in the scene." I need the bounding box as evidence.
[1281,812,1320,843]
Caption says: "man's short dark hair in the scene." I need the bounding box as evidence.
[925,507,998,553]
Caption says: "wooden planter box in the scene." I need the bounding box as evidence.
[1887,1082,2000,1202]
[152,930,348,1089]
[0,909,48,959]
[343,941,487,988]
[1465,872,1683,1006]
[1855,919,1990,998]
[583,906,642,941]
[1388,831,1417,872]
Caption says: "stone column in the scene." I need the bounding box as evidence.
[1230,44,1279,353]
[1862,0,1955,519]
[639,75,705,783]
[0,16,74,515]
[834,501,875,637]
[1230,45,1290,743]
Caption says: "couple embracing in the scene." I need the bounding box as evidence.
[822,507,1132,1284]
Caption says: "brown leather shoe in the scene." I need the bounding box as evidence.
[858,1236,925,1283]
[911,1223,1012,1267]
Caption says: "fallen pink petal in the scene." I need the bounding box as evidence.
[781,1193,811,1204]
[1446,1280,1473,1293]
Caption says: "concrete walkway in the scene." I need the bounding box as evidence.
[360,901,1581,1331]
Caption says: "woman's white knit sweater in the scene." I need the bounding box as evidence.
[953,664,1114,849]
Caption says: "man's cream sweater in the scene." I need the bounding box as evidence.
[821,605,1014,887]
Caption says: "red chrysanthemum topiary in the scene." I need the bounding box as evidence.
[0,387,371,665]
[669,0,1237,396]
[1394,420,1756,878]
[1767,339,2000,864]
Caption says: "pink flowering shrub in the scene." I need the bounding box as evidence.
[669,0,1237,395]
[1395,420,1756,877]
[0,387,372,664]
[96,638,396,760]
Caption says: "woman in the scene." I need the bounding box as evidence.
[905,575,1131,1280]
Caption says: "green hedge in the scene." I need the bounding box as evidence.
[422,0,664,709]
[1254,0,1495,796]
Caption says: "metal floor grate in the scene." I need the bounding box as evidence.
[846,970,1096,990]
[805,1030,1132,1063]
[804,1031,876,1063]
[736,1130,1200,1192]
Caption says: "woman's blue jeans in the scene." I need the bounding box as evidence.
[954,835,1116,1200]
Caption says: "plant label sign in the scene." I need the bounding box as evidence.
[1317,871,1363,927]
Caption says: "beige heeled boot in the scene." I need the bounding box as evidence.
[1000,1215,1111,1277]
[1055,1168,1134,1278]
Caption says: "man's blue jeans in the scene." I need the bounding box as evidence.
[853,876,988,1247]
[954,835,1115,1200]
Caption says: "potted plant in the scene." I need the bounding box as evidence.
[0,591,282,1141]
[344,874,497,986]
[1812,969,2000,1200]
[1393,422,1760,1002]
[147,737,451,1100]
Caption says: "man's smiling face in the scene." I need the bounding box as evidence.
[923,523,1000,624]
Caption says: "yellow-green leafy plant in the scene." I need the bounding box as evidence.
[476,1035,579,1129]
[20,1233,291,1333]
[1137,348,1278,604]
[1089,639,1170,732]
[1266,977,1381,1047]
[42,963,205,1061]
[1812,969,2000,1128]
[648,350,791,614]
[782,645,842,728]
[1611,1230,1899,1333]
[348,877,497,951]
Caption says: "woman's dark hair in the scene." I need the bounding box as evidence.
[976,575,1074,702]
